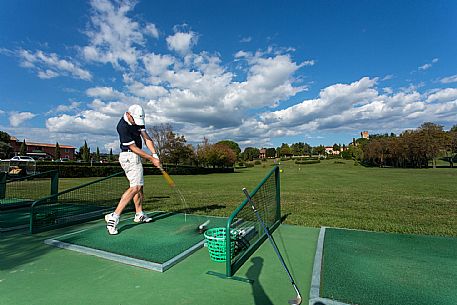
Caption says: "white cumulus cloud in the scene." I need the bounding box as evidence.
[46,110,117,135]
[18,49,92,80]
[426,88,457,103]
[9,112,37,127]
[83,0,144,67]
[52,101,81,113]
[166,31,198,55]
[440,75,457,84]
[418,58,439,71]
[144,23,159,39]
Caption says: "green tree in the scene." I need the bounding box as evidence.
[147,123,173,158]
[290,142,304,156]
[275,146,281,157]
[0,131,12,159]
[418,122,446,168]
[20,139,27,156]
[108,148,114,162]
[95,147,100,162]
[348,144,363,162]
[266,148,276,158]
[313,145,325,156]
[162,131,193,165]
[80,141,90,162]
[206,143,237,167]
[280,143,292,157]
[196,137,210,167]
[0,131,10,143]
[447,125,457,167]
[216,140,241,160]
[303,143,312,156]
[243,147,260,161]
[341,149,352,160]
[55,142,61,160]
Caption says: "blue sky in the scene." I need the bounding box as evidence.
[1,0,456,152]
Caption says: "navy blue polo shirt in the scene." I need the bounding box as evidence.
[117,116,145,151]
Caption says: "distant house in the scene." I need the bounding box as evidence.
[325,146,340,155]
[259,148,266,159]
[10,137,76,160]
[361,131,369,139]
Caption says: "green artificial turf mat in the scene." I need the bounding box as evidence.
[321,228,457,305]
[0,207,30,230]
[49,212,227,267]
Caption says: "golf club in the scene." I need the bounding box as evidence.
[157,165,208,231]
[242,187,302,305]
[158,165,175,187]
[197,220,210,234]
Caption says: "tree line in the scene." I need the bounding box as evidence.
[355,122,457,168]
[147,124,238,167]
[4,121,454,169]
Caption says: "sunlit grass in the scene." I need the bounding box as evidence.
[59,159,457,236]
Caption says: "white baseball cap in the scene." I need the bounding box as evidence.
[128,104,145,126]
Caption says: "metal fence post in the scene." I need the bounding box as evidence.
[0,172,6,199]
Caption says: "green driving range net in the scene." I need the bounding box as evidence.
[225,165,281,277]
[30,172,130,233]
[0,170,59,210]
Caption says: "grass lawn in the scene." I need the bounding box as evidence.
[58,159,457,237]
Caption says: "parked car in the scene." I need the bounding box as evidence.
[10,156,36,162]
[54,158,70,162]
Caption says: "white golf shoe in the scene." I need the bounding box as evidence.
[105,213,119,235]
[134,213,152,223]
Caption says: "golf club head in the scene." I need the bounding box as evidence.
[197,227,208,234]
[288,296,302,305]
[197,220,210,234]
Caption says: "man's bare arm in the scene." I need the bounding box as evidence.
[140,130,157,156]
[127,143,160,167]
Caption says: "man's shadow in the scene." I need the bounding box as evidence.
[246,257,274,305]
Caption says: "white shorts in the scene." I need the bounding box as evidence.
[119,152,144,187]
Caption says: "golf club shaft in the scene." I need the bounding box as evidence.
[158,166,191,220]
[242,188,300,293]
[158,166,175,187]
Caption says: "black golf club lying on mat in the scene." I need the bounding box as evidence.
[242,187,302,305]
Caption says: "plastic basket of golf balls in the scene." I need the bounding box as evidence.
[204,227,237,262]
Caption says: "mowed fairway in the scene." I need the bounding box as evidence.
[279,159,457,236]
[59,159,457,236]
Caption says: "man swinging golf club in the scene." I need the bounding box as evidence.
[105,104,161,235]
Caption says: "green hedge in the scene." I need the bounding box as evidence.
[36,164,234,178]
[295,160,321,165]
[36,161,116,167]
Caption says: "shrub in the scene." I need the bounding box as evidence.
[295,160,321,165]
[36,164,235,177]
[254,160,261,165]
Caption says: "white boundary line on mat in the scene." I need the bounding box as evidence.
[309,227,351,305]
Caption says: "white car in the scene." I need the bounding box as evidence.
[10,156,36,162]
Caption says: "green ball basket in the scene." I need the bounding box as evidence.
[204,227,237,262]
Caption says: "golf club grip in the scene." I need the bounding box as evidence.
[159,166,175,187]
